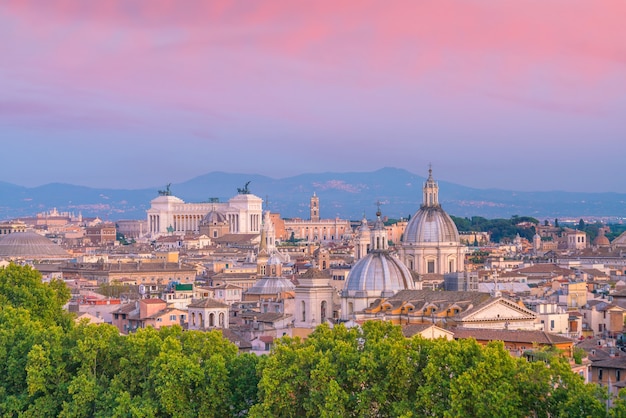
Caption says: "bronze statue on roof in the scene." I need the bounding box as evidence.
[158,183,172,196]
[237,181,251,195]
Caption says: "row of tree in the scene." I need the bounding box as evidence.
[450,215,539,243]
[2,264,626,416]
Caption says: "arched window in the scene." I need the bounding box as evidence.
[192,312,196,326]
[321,300,327,323]
[348,302,354,315]
[301,301,306,322]
[209,313,215,327]
[219,312,225,327]
[199,313,203,328]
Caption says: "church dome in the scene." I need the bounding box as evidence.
[246,277,295,296]
[201,209,227,225]
[402,206,460,244]
[593,230,611,247]
[401,168,460,244]
[344,250,415,295]
[0,231,70,259]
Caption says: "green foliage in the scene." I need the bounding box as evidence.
[450,215,537,243]
[252,322,609,418]
[0,264,617,416]
[0,263,72,327]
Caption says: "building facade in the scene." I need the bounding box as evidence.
[146,191,263,238]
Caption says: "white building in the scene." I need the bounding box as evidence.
[146,190,263,238]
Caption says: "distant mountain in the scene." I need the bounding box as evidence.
[1,168,625,221]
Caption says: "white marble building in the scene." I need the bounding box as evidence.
[146,191,263,238]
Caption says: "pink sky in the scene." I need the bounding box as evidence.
[1,1,625,192]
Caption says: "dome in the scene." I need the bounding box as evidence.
[246,277,296,296]
[201,209,227,225]
[402,206,460,244]
[344,250,414,295]
[402,167,459,244]
[0,231,70,259]
[593,231,611,247]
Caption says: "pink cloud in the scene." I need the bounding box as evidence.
[1,0,625,131]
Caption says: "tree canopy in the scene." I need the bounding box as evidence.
[450,215,538,243]
[0,263,617,417]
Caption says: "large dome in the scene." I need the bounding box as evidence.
[0,231,70,259]
[344,251,415,296]
[402,206,460,244]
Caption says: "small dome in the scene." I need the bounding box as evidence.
[344,250,414,295]
[201,209,227,225]
[246,277,295,296]
[0,232,70,259]
[402,206,460,244]
[593,234,611,247]
[357,218,370,234]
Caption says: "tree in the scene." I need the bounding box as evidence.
[579,218,586,230]
[0,263,71,328]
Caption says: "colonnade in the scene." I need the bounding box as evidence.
[172,214,203,233]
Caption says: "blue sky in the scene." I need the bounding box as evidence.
[1,1,625,192]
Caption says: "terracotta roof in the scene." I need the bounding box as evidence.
[243,312,290,323]
[513,264,574,276]
[112,304,138,314]
[579,268,609,277]
[188,298,229,309]
[591,356,626,369]
[452,328,574,345]
[214,234,258,244]
[142,298,167,304]
[219,329,252,349]
[401,324,451,338]
[145,307,182,320]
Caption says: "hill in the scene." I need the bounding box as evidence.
[1,168,624,221]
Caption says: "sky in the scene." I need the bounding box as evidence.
[1,1,625,192]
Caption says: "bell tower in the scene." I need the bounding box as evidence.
[310,192,320,222]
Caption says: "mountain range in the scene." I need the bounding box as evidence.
[1,168,624,222]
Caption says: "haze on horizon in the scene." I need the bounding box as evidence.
[1,1,625,193]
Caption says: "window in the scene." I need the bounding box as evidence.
[170,315,177,321]
[428,260,435,274]
[599,369,603,381]
[617,370,621,382]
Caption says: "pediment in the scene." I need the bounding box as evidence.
[461,298,537,322]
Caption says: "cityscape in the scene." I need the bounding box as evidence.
[2,1,626,416]
[2,168,626,414]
